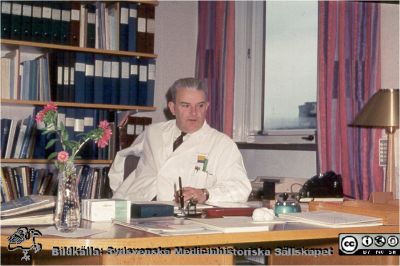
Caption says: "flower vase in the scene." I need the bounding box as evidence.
[54,162,81,232]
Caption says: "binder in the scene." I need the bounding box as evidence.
[119,2,129,51]
[68,52,76,102]
[110,56,120,105]
[146,58,156,106]
[73,108,85,146]
[74,52,86,103]
[60,2,71,45]
[62,51,70,101]
[1,2,12,39]
[102,55,112,104]
[81,108,95,159]
[64,108,76,144]
[137,58,148,106]
[10,2,22,40]
[127,3,138,52]
[136,3,146,53]
[86,3,96,48]
[93,53,104,104]
[50,2,61,44]
[70,2,80,46]
[30,1,42,42]
[21,1,32,41]
[41,1,52,43]
[128,56,138,105]
[119,57,130,105]
[84,53,94,103]
[54,107,66,153]
[145,5,155,54]
[54,52,63,101]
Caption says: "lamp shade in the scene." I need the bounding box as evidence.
[352,88,399,128]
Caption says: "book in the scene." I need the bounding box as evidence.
[1,118,12,157]
[0,194,55,217]
[279,210,383,228]
[1,209,54,226]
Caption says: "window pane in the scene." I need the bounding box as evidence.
[263,1,318,131]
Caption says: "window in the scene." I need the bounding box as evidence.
[263,1,318,132]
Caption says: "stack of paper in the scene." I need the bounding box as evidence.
[279,211,383,228]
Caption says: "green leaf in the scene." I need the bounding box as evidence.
[45,139,57,149]
[48,152,58,160]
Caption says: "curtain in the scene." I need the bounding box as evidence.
[317,1,382,200]
[196,1,235,136]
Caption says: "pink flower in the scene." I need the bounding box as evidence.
[44,102,57,112]
[35,111,45,123]
[96,120,112,148]
[35,102,57,123]
[57,151,69,162]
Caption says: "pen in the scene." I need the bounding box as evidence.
[178,176,184,210]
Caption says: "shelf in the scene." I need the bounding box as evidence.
[0,39,157,58]
[0,159,112,165]
[0,99,156,112]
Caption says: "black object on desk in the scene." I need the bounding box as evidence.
[131,203,174,218]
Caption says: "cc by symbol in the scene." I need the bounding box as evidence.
[341,236,358,254]
[362,236,373,247]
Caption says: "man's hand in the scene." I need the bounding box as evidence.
[182,187,208,204]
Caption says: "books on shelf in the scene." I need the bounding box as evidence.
[1,1,154,53]
[279,210,383,228]
[0,165,111,203]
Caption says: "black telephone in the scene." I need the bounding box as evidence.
[298,171,343,199]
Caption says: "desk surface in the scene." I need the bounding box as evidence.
[1,220,398,250]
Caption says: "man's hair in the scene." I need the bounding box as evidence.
[168,77,208,103]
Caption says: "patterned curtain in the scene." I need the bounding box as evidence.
[196,1,235,136]
[317,1,382,200]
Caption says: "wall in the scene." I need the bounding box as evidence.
[147,1,198,123]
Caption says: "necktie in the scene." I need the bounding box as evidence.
[173,132,187,151]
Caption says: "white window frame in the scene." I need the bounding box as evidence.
[233,1,316,145]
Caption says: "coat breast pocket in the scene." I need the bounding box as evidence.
[190,169,216,188]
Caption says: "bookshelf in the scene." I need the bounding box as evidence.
[0,39,158,58]
[0,99,156,112]
[0,1,157,202]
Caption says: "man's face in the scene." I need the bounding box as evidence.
[168,87,209,133]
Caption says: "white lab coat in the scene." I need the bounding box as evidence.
[109,120,251,202]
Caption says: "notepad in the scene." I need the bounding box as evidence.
[279,211,383,228]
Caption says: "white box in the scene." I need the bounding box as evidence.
[82,199,131,222]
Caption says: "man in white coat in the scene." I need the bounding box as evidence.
[109,78,251,203]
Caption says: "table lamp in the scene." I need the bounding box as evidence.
[351,88,399,195]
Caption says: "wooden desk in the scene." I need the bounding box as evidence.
[1,220,399,265]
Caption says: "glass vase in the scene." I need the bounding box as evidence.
[54,162,81,232]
